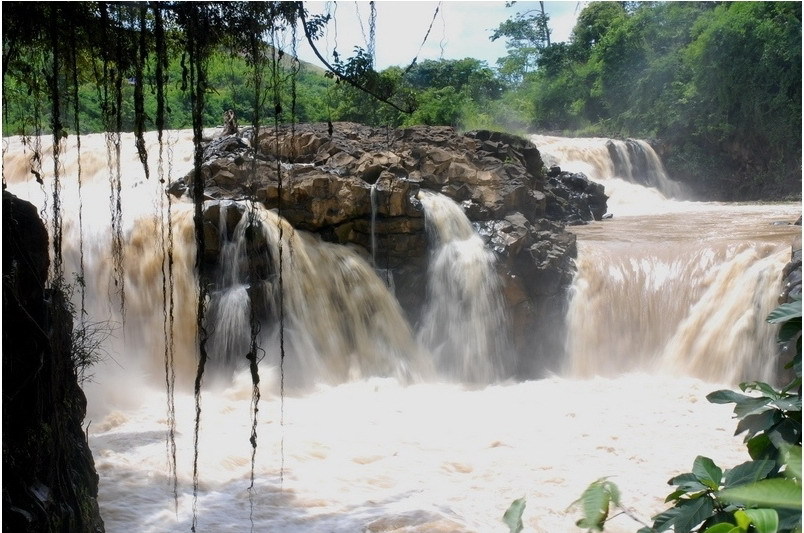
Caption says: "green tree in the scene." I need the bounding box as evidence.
[492,2,552,84]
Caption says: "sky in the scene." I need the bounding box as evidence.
[295,1,585,71]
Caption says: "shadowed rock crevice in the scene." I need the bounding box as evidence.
[3,192,105,533]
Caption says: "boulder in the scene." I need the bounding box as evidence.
[544,170,608,225]
[173,122,608,377]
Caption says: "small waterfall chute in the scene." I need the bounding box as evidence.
[198,201,433,386]
[417,191,511,383]
[532,134,687,215]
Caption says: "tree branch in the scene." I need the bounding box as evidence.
[295,2,415,114]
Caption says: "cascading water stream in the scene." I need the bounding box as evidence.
[565,212,795,384]
[3,130,799,532]
[530,134,800,385]
[532,134,686,215]
[370,181,378,267]
[416,191,511,383]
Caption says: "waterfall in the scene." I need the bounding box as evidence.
[565,220,792,384]
[4,130,799,533]
[531,134,686,215]
[3,131,432,389]
[416,191,511,383]
[248,204,430,384]
[206,201,251,372]
[132,199,431,386]
[533,135,798,385]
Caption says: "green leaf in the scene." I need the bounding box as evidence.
[772,396,802,411]
[675,497,716,533]
[776,508,802,530]
[693,456,724,489]
[739,508,779,533]
[767,300,802,324]
[669,472,710,493]
[735,410,782,439]
[666,489,687,502]
[718,478,802,510]
[783,445,802,480]
[724,460,776,488]
[503,497,526,533]
[734,509,752,529]
[778,318,802,343]
[651,505,683,532]
[742,382,782,400]
[605,480,620,507]
[747,434,773,460]
[670,472,700,485]
[708,389,752,404]
[785,350,802,375]
[768,420,802,451]
[734,397,772,418]
[702,523,740,533]
[577,480,611,530]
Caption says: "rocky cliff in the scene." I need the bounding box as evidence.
[171,123,608,376]
[2,192,105,533]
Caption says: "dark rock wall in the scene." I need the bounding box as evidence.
[2,192,105,533]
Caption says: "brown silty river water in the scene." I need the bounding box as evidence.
[3,131,800,532]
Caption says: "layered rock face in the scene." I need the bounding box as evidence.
[2,192,105,532]
[172,123,608,375]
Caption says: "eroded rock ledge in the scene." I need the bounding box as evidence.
[171,122,608,375]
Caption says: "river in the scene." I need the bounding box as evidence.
[2,130,800,532]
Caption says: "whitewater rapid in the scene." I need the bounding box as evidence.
[91,372,749,533]
[3,129,800,532]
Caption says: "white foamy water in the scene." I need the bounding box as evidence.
[417,191,510,383]
[3,130,800,533]
[566,205,801,384]
[531,134,688,216]
[90,373,747,533]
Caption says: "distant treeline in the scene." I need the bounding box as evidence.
[3,2,800,199]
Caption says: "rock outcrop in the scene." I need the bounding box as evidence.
[2,192,105,533]
[171,122,609,376]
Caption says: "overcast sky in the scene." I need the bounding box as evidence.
[296,1,585,70]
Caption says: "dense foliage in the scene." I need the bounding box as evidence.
[326,1,801,201]
[3,1,799,199]
[516,2,801,199]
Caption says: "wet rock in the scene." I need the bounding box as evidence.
[185,122,608,377]
[544,170,608,225]
[780,248,802,303]
[203,134,249,161]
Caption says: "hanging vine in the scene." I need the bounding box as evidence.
[134,3,149,180]
[176,3,213,530]
[268,17,289,487]
[95,2,127,321]
[48,3,64,288]
[236,3,269,526]
[152,0,179,512]
[368,1,377,66]
[69,12,87,323]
